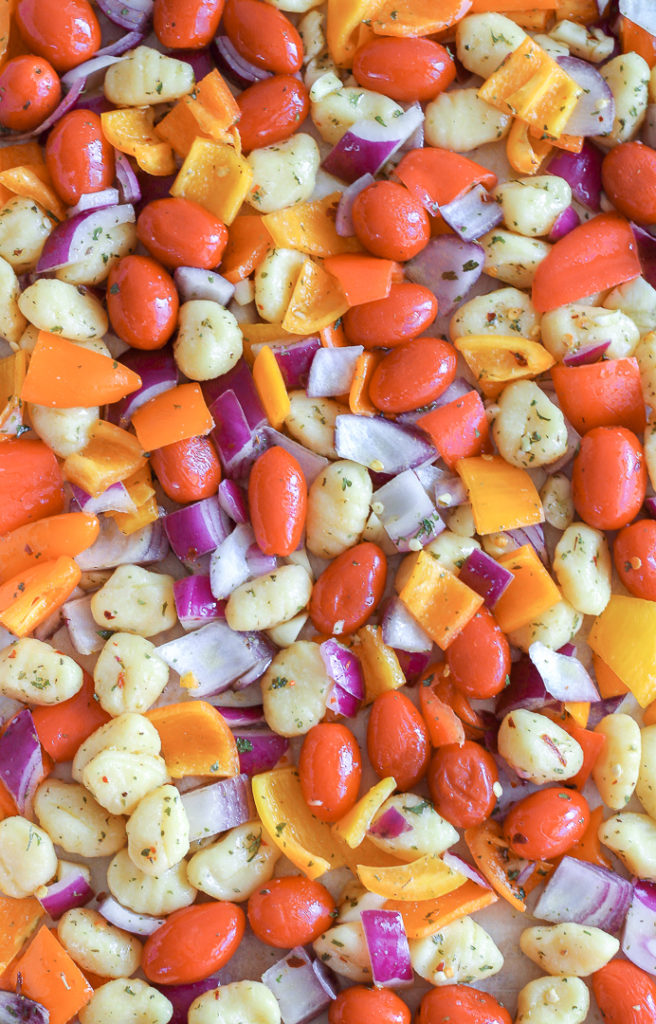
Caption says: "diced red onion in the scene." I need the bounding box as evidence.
[174,267,235,304]
[212,704,264,726]
[646,495,656,518]
[326,681,361,718]
[70,481,136,515]
[212,34,272,88]
[549,205,581,241]
[154,981,217,1024]
[395,649,431,682]
[210,391,268,477]
[622,880,656,974]
[558,56,615,136]
[528,641,600,703]
[369,805,412,839]
[217,479,248,524]
[203,360,267,432]
[60,54,123,90]
[440,184,503,242]
[232,656,274,690]
[361,909,413,988]
[0,709,42,814]
[619,0,656,35]
[495,657,552,718]
[96,0,153,31]
[431,466,469,510]
[233,728,289,775]
[37,204,136,273]
[98,895,165,935]
[442,851,491,889]
[335,174,375,236]
[458,548,513,608]
[382,596,433,654]
[543,415,581,475]
[137,171,177,208]
[323,106,424,183]
[93,28,146,59]
[0,992,50,1024]
[246,543,277,577]
[406,237,484,317]
[62,594,104,656]
[261,426,329,486]
[320,639,364,701]
[373,469,444,552]
[307,345,363,398]
[534,855,633,932]
[68,187,120,216]
[548,143,603,211]
[157,620,275,697]
[632,222,656,289]
[164,497,231,562]
[76,514,168,572]
[400,102,424,150]
[505,524,548,565]
[273,336,321,390]
[34,605,65,642]
[209,523,255,600]
[587,693,627,729]
[0,694,23,724]
[181,773,252,841]
[563,340,611,366]
[335,414,437,475]
[74,94,113,116]
[171,48,214,81]
[39,862,93,918]
[173,575,226,630]
[0,78,85,145]
[107,347,178,429]
[491,752,542,816]
[261,947,336,1024]
[115,151,142,204]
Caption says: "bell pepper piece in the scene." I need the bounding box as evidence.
[588,595,656,707]
[371,0,472,37]
[332,776,396,849]
[146,702,239,778]
[592,652,629,699]
[456,455,544,535]
[101,108,176,176]
[221,215,273,284]
[0,895,44,974]
[492,544,561,633]
[4,927,93,1024]
[356,854,466,901]
[171,139,253,225]
[281,258,349,334]
[550,357,646,436]
[355,625,406,703]
[22,332,142,409]
[384,880,497,939]
[417,390,490,470]
[0,349,27,435]
[252,345,290,429]
[154,100,214,157]
[183,69,241,139]
[399,552,483,650]
[63,421,146,497]
[454,334,554,397]
[507,118,553,175]
[263,194,361,258]
[131,383,213,452]
[0,555,81,637]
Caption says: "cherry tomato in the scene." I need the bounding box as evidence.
[0,55,61,132]
[417,985,512,1024]
[45,109,115,206]
[15,0,100,72]
[150,435,222,503]
[602,141,656,225]
[352,181,430,262]
[428,741,498,828]
[309,541,386,635]
[106,255,179,350]
[503,787,590,859]
[445,607,510,700]
[614,519,656,600]
[237,75,309,153]
[0,439,65,535]
[248,446,307,557]
[247,876,335,948]
[137,198,228,270]
[353,37,455,103]
[329,986,411,1024]
[223,0,303,74]
[593,960,656,1024]
[572,426,646,530]
[153,0,223,48]
[142,902,244,984]
[299,723,362,822]
[369,337,457,414]
[367,690,430,791]
[343,284,438,349]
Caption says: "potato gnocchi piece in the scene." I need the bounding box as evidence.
[56,222,137,287]
[29,404,99,458]
[285,391,345,458]
[34,779,126,857]
[409,916,503,986]
[298,10,324,60]
[598,811,656,880]
[225,564,312,632]
[449,286,540,342]
[636,724,656,819]
[254,248,306,323]
[188,981,281,1024]
[540,475,574,532]
[0,638,83,705]
[79,978,173,1024]
[247,135,320,214]
[267,611,308,648]
[126,784,190,875]
[520,923,619,977]
[592,713,641,810]
[604,276,656,336]
[515,975,589,1024]
[107,848,197,915]
[90,564,177,638]
[425,89,511,151]
[645,418,656,488]
[456,13,526,78]
[312,922,372,982]
[480,229,551,289]
[104,46,194,106]
[93,633,169,717]
[337,882,386,923]
[306,460,372,558]
[492,381,568,469]
[73,712,162,782]
[311,87,403,145]
[549,19,614,62]
[552,523,612,616]
[367,794,458,861]
[540,303,640,363]
[186,822,280,901]
[497,709,583,784]
[494,176,572,238]
[174,301,243,381]
[58,908,142,979]
[82,748,170,815]
[262,640,330,737]
[636,331,656,410]
[18,278,108,339]
[0,197,52,273]
[594,52,649,148]
[0,255,27,346]
[506,599,583,653]
[0,816,57,898]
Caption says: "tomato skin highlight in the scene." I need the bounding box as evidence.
[137,197,228,270]
[329,986,411,1024]
[369,338,457,414]
[237,75,309,153]
[247,876,335,948]
[223,0,303,74]
[417,985,512,1024]
[593,960,656,1024]
[153,0,224,48]
[343,284,438,349]
[614,519,656,601]
[299,723,362,823]
[142,902,245,985]
[572,426,646,531]
[602,141,656,225]
[309,541,387,635]
[45,109,115,205]
[106,255,179,351]
[503,787,590,860]
[428,741,498,829]
[352,181,430,262]
[0,56,61,132]
[15,0,101,72]
[150,435,222,503]
[248,446,307,557]
[446,607,511,700]
[367,690,431,791]
[353,37,455,103]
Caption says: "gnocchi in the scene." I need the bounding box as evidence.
[82,748,170,815]
[592,713,641,810]
[174,300,243,381]
[186,822,280,901]
[506,599,583,654]
[599,812,656,880]
[247,135,320,214]
[456,13,525,78]
[552,523,612,616]
[90,565,177,637]
[0,816,57,898]
[79,978,173,1024]
[425,89,511,151]
[107,848,197,915]
[520,923,619,977]
[311,88,403,145]
[262,641,330,737]
[104,46,194,106]
[0,638,82,705]
[492,381,568,469]
[635,724,656,819]
[93,633,169,716]
[126,784,190,875]
[56,221,137,287]
[541,304,640,363]
[34,778,127,857]
[540,475,574,532]
[409,916,503,985]
[497,709,584,784]
[367,794,458,861]
[0,197,53,273]
[58,908,142,978]
[0,255,27,346]
[480,229,551,288]
[254,248,306,324]
[312,922,372,981]
[285,391,345,457]
[449,286,540,341]
[73,712,162,782]
[306,460,372,558]
[594,53,649,148]
[29,404,100,458]
[188,981,281,1024]
[515,976,589,1024]
[494,176,572,238]
[18,279,108,339]
[225,564,312,632]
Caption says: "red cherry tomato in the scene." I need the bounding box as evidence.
[15,0,101,72]
[247,876,335,948]
[137,198,228,270]
[367,690,431,791]
[153,0,223,48]
[353,37,455,103]
[0,55,61,132]
[0,439,65,535]
[352,181,430,262]
[343,284,438,349]
[237,75,309,153]
[417,985,512,1024]
[428,741,498,828]
[299,723,362,822]
[369,337,456,414]
[503,787,590,860]
[593,960,656,1024]
[45,109,115,206]
[223,0,303,74]
[572,426,646,530]
[329,986,411,1024]
[142,902,245,984]
[248,446,307,557]
[446,607,510,700]
[150,435,222,503]
[106,255,179,350]
[602,141,656,225]
[614,519,656,600]
[309,542,386,635]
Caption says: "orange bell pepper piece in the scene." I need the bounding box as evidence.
[320,321,348,348]
[154,99,214,158]
[32,672,110,763]
[0,165,65,220]
[22,332,142,408]
[323,254,394,306]
[356,624,406,703]
[456,455,544,535]
[417,390,490,470]
[371,0,472,37]
[146,702,240,778]
[221,215,273,284]
[465,819,552,912]
[349,351,381,416]
[0,555,81,637]
[567,805,612,869]
[101,108,176,176]
[506,118,553,175]
[4,927,93,1024]
[453,335,554,397]
[399,551,483,650]
[550,357,646,436]
[131,383,213,452]
[395,147,496,213]
[621,16,656,67]
[385,879,497,939]
[63,421,147,497]
[252,345,290,430]
[183,69,241,139]
[0,895,44,974]
[492,544,561,634]
[0,512,99,584]
[281,259,349,334]
[419,665,466,747]
[263,193,361,259]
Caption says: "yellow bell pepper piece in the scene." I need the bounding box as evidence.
[456,455,544,535]
[454,334,555,397]
[326,0,384,65]
[252,345,290,429]
[399,552,483,650]
[171,139,253,225]
[262,194,361,258]
[101,108,176,176]
[63,421,146,498]
[281,258,349,334]
[355,625,406,703]
[564,702,590,728]
[0,349,26,432]
[107,463,158,535]
[184,69,241,140]
[588,596,656,707]
[332,776,396,849]
[506,118,553,176]
[493,545,561,634]
[252,767,337,880]
[0,165,64,220]
[356,853,466,901]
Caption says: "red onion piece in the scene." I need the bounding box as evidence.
[323,106,424,184]
[442,851,491,889]
[373,469,444,551]
[645,495,656,518]
[326,681,361,718]
[212,34,272,87]
[369,805,412,839]
[68,187,120,216]
[233,728,289,775]
[39,863,93,918]
[395,649,431,681]
[495,657,552,718]
[528,640,600,702]
[632,222,656,289]
[587,693,627,729]
[37,204,136,273]
[335,414,437,475]
[643,103,656,149]
[382,596,433,653]
[76,516,169,571]
[361,909,413,988]
[97,0,153,30]
[70,481,136,515]
[320,639,364,701]
[115,151,142,204]
[60,53,123,89]
[62,594,104,656]
[400,102,424,150]
[203,360,267,431]
[98,895,165,935]
[548,142,603,211]
[209,523,256,599]
[458,548,513,608]
[440,184,503,242]
[246,543,277,577]
[0,78,85,145]
[217,479,248,524]
[261,426,329,486]
[154,980,218,1024]
[272,336,321,389]
[93,28,146,59]
[549,205,580,241]
[0,709,42,814]
[335,173,375,236]
[210,393,269,479]
[164,496,231,563]
[173,574,226,630]
[174,267,235,305]
[0,992,50,1024]
[622,880,656,974]
[171,48,214,81]
[505,524,548,565]
[406,236,484,317]
[107,346,178,429]
[212,704,264,726]
[534,855,633,932]
[157,620,275,697]
[307,345,363,398]
[181,773,253,841]
[558,56,615,136]
[261,947,336,1024]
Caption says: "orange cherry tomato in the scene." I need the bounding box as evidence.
[15,0,101,72]
[0,55,61,132]
[367,690,430,791]
[572,426,646,530]
[353,37,455,103]
[602,141,656,225]
[614,519,656,600]
[237,75,309,153]
[137,198,228,270]
[369,337,457,414]
[593,960,656,1024]
[153,0,223,48]
[417,985,512,1024]
[309,541,386,635]
[106,255,179,350]
[503,787,590,860]
[299,723,362,822]
[150,435,221,503]
[352,181,430,262]
[223,0,303,74]
[248,446,307,557]
[427,741,498,829]
[329,986,411,1024]
[445,607,510,700]
[45,109,115,206]
[0,439,65,536]
[142,902,245,985]
[247,876,335,948]
[343,284,438,349]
